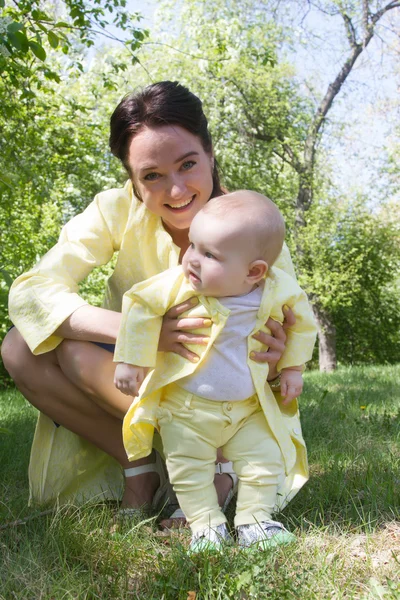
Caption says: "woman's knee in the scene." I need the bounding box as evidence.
[56,340,109,394]
[56,339,89,383]
[1,327,33,383]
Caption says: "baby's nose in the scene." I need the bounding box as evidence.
[190,255,200,266]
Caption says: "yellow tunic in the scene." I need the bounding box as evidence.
[9,181,301,506]
[116,266,317,510]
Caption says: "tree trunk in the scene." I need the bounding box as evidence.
[312,302,337,372]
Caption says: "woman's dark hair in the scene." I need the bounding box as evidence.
[109,81,223,199]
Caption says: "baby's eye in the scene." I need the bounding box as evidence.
[181,160,196,171]
[144,172,160,181]
[205,251,216,259]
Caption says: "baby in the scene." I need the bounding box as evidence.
[114,191,317,552]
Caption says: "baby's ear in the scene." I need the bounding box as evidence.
[247,260,268,283]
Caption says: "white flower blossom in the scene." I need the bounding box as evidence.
[0,43,11,58]
[0,16,13,35]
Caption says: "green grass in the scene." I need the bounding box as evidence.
[1,365,400,599]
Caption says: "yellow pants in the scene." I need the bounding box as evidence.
[157,383,285,534]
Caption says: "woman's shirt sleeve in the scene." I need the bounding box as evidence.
[8,186,131,355]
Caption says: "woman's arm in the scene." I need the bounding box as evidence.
[9,186,131,355]
[55,305,122,343]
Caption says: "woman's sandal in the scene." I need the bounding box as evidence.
[160,461,238,528]
[118,451,176,520]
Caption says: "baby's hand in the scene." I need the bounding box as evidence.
[280,368,303,404]
[114,363,146,397]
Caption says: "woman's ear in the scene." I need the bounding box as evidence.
[246,260,268,283]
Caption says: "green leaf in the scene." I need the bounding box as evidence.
[0,174,13,190]
[43,69,61,83]
[7,31,29,53]
[29,40,47,61]
[0,0,5,7]
[7,22,24,34]
[47,31,59,48]
[31,9,51,22]
[0,268,13,288]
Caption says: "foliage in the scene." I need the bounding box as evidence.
[0,0,148,88]
[298,196,399,309]
[0,48,127,357]
[297,194,400,364]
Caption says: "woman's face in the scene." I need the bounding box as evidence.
[127,125,214,235]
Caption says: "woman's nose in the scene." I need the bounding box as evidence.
[168,174,186,200]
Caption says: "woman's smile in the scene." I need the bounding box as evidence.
[165,195,196,211]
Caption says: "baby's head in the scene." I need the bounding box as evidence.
[182,190,285,297]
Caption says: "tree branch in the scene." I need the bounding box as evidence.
[141,41,231,62]
[303,1,400,175]
[341,13,358,48]
[362,0,370,44]
[226,78,303,171]
[253,132,302,170]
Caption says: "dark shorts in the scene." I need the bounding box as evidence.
[93,342,115,353]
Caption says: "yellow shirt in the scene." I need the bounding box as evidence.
[9,181,301,506]
[116,266,317,510]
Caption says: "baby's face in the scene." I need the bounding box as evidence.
[182,210,256,297]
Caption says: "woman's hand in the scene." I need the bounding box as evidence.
[251,305,296,380]
[158,297,211,362]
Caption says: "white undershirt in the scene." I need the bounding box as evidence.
[178,286,263,401]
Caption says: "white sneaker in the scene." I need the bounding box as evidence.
[237,520,296,550]
[189,523,233,554]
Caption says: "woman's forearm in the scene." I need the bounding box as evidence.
[55,305,122,343]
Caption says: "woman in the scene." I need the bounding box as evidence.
[1,81,295,523]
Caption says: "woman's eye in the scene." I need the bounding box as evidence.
[144,172,160,181]
[181,160,196,171]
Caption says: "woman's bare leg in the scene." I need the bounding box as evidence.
[55,340,137,420]
[1,328,159,508]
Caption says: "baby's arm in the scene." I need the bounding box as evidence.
[273,271,318,404]
[280,366,304,404]
[114,363,148,397]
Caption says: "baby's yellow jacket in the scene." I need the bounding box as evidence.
[116,265,317,510]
